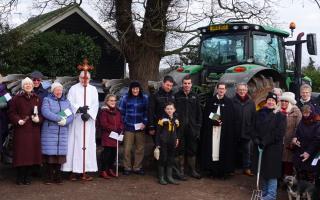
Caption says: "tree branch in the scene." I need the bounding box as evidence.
[163,34,199,56]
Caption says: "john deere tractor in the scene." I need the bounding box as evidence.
[169,21,317,108]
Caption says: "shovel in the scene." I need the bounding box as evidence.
[251,147,263,200]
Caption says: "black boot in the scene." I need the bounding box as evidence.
[178,155,187,181]
[44,164,53,185]
[166,167,179,185]
[54,164,63,184]
[172,157,187,181]
[188,156,201,179]
[23,166,31,185]
[16,167,23,185]
[158,166,167,185]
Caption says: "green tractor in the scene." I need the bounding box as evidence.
[169,21,317,108]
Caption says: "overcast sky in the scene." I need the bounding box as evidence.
[8,0,320,67]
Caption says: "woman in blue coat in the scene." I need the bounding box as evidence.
[41,82,74,184]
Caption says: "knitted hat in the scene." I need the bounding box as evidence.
[128,81,142,97]
[266,92,277,102]
[21,77,33,88]
[280,92,297,105]
[30,71,44,79]
[51,82,63,93]
[129,81,141,89]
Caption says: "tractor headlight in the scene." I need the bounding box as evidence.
[242,25,249,30]
[232,25,239,30]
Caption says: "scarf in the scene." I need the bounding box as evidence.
[236,93,249,102]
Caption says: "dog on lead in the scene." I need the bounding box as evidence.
[283,176,318,200]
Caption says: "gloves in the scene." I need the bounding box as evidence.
[18,120,25,126]
[81,113,90,122]
[31,115,40,123]
[78,106,89,114]
[253,137,264,149]
[258,143,265,150]
[58,117,67,126]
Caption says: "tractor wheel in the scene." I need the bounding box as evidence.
[248,74,279,110]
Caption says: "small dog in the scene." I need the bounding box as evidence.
[283,175,318,200]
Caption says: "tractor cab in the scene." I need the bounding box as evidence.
[198,22,289,83]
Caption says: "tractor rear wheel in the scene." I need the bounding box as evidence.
[247,74,279,110]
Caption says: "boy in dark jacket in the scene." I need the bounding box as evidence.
[155,102,179,185]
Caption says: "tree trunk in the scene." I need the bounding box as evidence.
[128,48,161,89]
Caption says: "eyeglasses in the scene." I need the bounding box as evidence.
[33,79,41,82]
[280,100,288,102]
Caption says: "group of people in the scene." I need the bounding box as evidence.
[201,82,320,200]
[0,70,319,199]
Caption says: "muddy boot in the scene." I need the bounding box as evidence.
[172,157,186,181]
[188,156,201,179]
[166,167,179,185]
[178,155,187,181]
[158,166,167,185]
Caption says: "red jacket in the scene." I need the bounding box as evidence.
[97,106,124,147]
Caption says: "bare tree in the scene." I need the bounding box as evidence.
[0,0,275,85]
[314,0,320,8]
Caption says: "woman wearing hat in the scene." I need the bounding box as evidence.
[8,77,43,185]
[119,81,148,175]
[253,92,286,200]
[275,92,302,177]
[41,82,74,184]
[292,105,320,183]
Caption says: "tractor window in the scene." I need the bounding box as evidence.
[253,34,281,70]
[200,35,246,67]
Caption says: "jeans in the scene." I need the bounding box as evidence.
[241,139,252,169]
[261,178,277,200]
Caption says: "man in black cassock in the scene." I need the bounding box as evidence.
[200,82,235,179]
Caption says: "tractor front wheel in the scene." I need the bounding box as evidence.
[248,74,280,110]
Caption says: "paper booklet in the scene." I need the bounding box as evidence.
[57,108,72,117]
[109,131,124,141]
[0,93,12,103]
[134,123,144,130]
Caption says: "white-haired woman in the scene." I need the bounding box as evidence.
[41,82,74,184]
[8,77,43,185]
[276,92,302,177]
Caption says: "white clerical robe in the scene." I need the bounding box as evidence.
[61,83,99,173]
[212,105,221,161]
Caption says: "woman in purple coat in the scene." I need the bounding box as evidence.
[41,82,74,184]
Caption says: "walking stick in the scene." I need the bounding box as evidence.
[77,58,94,181]
[116,138,119,177]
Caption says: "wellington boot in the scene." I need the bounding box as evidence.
[158,166,167,185]
[166,167,179,185]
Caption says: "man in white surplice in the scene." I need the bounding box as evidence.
[61,71,99,181]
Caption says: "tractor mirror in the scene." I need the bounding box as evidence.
[307,34,317,55]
